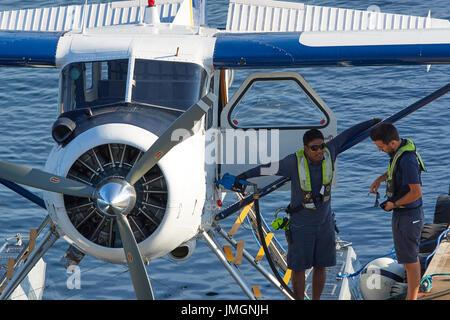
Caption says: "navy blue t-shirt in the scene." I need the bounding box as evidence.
[243,119,376,225]
[389,139,423,210]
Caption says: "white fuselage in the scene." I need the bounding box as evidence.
[43,23,219,264]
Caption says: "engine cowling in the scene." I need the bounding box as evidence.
[44,123,206,264]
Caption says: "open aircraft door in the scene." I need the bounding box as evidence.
[217,72,337,189]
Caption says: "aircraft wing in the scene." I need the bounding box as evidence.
[0,0,205,67]
[0,31,62,67]
[0,0,449,68]
[213,29,450,68]
[213,0,450,69]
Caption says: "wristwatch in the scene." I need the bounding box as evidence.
[393,202,400,209]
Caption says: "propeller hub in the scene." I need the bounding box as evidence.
[95,178,136,217]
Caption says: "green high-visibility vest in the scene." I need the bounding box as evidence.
[386,139,426,198]
[295,147,333,209]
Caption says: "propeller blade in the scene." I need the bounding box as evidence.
[126,93,216,185]
[115,212,154,300]
[0,162,95,198]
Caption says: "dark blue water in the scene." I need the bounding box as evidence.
[0,0,449,300]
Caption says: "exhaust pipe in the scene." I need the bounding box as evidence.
[167,239,196,262]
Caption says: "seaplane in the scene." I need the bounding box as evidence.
[0,0,449,300]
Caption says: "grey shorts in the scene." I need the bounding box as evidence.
[287,218,336,271]
[392,207,424,264]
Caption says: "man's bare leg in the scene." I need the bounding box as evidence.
[404,260,421,300]
[312,266,326,300]
[292,270,305,300]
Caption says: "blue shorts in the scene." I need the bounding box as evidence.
[287,217,336,271]
[392,207,424,264]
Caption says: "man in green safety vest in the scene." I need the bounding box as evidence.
[231,118,381,300]
[369,123,426,300]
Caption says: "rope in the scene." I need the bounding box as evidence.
[424,228,450,270]
[420,273,450,293]
[419,228,450,293]
[337,247,396,279]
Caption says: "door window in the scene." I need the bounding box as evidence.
[227,75,329,129]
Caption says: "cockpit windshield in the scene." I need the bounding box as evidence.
[60,59,208,113]
[132,59,207,111]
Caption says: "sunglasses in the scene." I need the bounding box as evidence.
[307,143,326,151]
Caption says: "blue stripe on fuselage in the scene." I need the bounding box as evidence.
[0,31,62,67]
[213,32,450,69]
